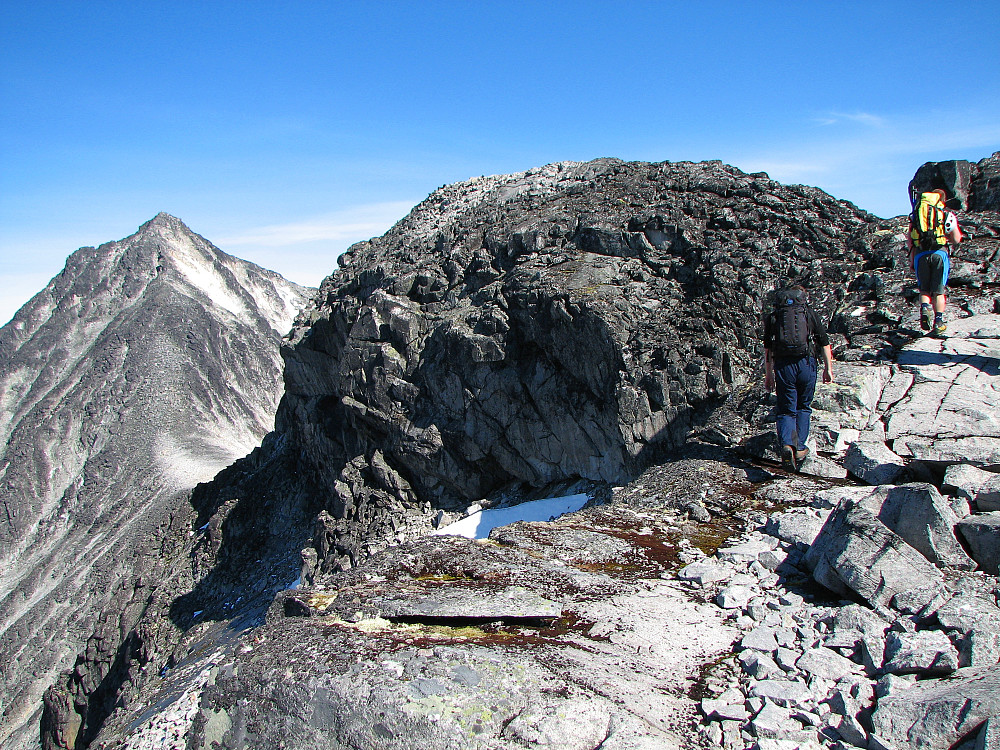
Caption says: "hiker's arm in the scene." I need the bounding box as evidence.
[763,348,774,392]
[820,344,833,383]
[945,212,963,245]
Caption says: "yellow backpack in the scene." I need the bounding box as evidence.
[910,192,949,252]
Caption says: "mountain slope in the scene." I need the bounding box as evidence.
[0,214,312,750]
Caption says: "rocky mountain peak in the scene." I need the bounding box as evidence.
[0,217,314,749]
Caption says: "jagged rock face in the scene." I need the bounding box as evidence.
[0,214,311,750]
[258,158,879,570]
[908,152,1000,211]
[969,151,1000,212]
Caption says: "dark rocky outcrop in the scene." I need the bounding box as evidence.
[908,152,1000,211]
[189,158,884,591]
[0,215,311,750]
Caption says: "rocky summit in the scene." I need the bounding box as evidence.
[0,214,312,750]
[3,152,1000,750]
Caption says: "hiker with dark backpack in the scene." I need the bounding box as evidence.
[762,286,834,471]
[908,187,963,336]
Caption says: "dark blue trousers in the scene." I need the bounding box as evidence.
[774,356,817,451]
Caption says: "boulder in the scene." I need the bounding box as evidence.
[970,151,1000,212]
[943,464,1000,512]
[883,630,959,676]
[960,629,1000,668]
[859,483,976,570]
[870,665,1000,750]
[804,499,946,614]
[764,510,825,547]
[909,160,974,210]
[844,441,907,485]
[677,560,733,586]
[956,513,1000,574]
[795,646,862,680]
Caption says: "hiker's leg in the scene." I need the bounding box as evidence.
[773,359,798,449]
[794,357,817,451]
[928,252,948,332]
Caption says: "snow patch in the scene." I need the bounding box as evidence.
[166,232,251,323]
[154,431,258,490]
[432,493,589,540]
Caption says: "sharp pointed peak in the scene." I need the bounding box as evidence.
[139,212,190,233]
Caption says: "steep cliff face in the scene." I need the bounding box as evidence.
[0,214,312,750]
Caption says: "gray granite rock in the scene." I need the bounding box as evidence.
[833,604,890,637]
[717,584,756,609]
[960,628,1000,668]
[859,483,977,570]
[804,499,946,614]
[740,650,782,680]
[883,630,960,675]
[844,441,907,485]
[795,646,861,680]
[887,319,1000,466]
[976,717,1000,750]
[810,485,879,510]
[956,513,1000,574]
[749,680,814,709]
[677,559,733,585]
[764,510,825,547]
[741,626,780,653]
[871,665,1000,750]
[944,464,1000,511]
[751,702,804,739]
[935,593,1000,635]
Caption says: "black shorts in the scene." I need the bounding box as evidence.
[916,250,949,296]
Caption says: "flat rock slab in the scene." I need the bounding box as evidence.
[887,316,1000,466]
[374,585,563,621]
[871,664,1000,750]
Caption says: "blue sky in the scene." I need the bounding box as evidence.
[2,1,998,325]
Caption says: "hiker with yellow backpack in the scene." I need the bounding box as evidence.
[908,187,963,336]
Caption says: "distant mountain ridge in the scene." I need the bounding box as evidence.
[0,214,313,749]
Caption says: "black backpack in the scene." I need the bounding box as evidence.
[772,289,811,358]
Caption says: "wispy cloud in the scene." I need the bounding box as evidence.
[814,111,887,128]
[217,201,414,248]
[213,200,419,288]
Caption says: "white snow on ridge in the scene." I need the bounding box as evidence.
[432,493,590,540]
[168,235,252,324]
[154,430,259,491]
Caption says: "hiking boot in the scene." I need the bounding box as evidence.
[795,446,811,465]
[782,444,797,471]
[920,304,933,331]
[932,317,947,337]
